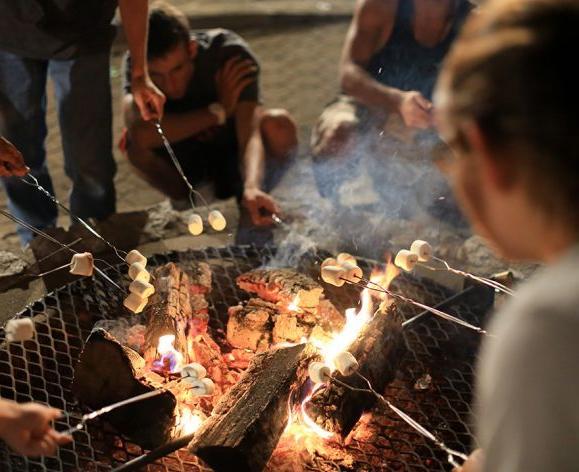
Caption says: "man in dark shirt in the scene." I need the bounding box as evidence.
[0,0,165,243]
[311,0,472,201]
[122,3,298,227]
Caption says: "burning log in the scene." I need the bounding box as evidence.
[305,301,404,438]
[71,329,177,449]
[189,344,316,472]
[143,262,209,362]
[237,268,323,311]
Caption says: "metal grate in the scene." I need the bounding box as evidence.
[0,245,493,471]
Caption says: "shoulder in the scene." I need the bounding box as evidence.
[196,28,258,65]
[354,0,398,26]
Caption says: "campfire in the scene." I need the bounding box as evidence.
[0,245,493,471]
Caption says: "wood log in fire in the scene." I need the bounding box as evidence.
[305,301,404,438]
[71,329,177,449]
[189,343,317,472]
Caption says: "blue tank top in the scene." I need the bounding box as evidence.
[366,0,472,99]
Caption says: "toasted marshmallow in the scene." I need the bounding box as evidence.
[341,261,363,283]
[125,250,147,267]
[123,293,148,314]
[337,253,357,266]
[69,252,94,277]
[128,262,150,283]
[309,362,331,384]
[395,249,419,272]
[208,210,227,231]
[410,240,433,262]
[187,213,204,236]
[334,351,359,377]
[321,265,347,287]
[180,363,207,380]
[129,279,155,298]
[5,318,35,343]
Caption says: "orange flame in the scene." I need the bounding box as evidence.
[175,405,204,435]
[369,254,400,300]
[152,334,183,374]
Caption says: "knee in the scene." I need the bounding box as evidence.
[311,119,357,159]
[260,109,298,160]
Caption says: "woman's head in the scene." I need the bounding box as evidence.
[435,0,579,260]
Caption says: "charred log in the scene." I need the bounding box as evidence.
[306,301,404,438]
[237,268,323,311]
[71,329,177,449]
[189,344,316,472]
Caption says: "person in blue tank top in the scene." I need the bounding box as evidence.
[311,0,473,199]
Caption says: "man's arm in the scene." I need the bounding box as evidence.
[340,0,432,128]
[237,102,279,226]
[123,96,220,150]
[118,0,165,121]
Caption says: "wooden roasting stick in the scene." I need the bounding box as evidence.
[188,343,317,472]
[306,300,404,438]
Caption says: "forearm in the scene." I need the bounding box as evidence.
[242,128,266,190]
[119,0,150,80]
[127,104,219,149]
[341,62,403,113]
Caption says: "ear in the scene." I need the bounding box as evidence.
[462,121,514,191]
[188,39,198,59]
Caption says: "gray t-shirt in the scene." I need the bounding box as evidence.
[476,243,579,471]
[0,0,117,60]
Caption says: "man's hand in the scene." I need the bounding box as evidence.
[0,401,71,457]
[398,91,433,129]
[0,137,28,177]
[131,75,166,122]
[453,449,484,472]
[216,56,257,118]
[242,187,280,226]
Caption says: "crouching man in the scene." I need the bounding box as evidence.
[121,2,298,227]
[436,0,579,470]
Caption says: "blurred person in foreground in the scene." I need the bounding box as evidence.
[0,0,165,244]
[435,0,579,470]
[122,2,298,228]
[0,398,71,457]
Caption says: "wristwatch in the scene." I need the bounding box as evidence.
[208,102,226,126]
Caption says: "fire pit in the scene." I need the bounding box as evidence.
[0,245,493,471]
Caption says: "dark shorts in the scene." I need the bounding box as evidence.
[153,123,243,201]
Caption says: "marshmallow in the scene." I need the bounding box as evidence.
[309,362,331,384]
[321,265,347,287]
[410,240,433,262]
[69,252,94,277]
[187,213,204,236]
[334,351,359,377]
[4,318,35,343]
[201,378,215,395]
[128,262,150,283]
[337,253,357,267]
[395,249,419,272]
[321,258,338,269]
[180,363,207,380]
[341,261,363,283]
[129,279,155,298]
[208,210,227,231]
[123,293,149,314]
[125,250,147,267]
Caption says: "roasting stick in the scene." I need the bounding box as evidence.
[422,256,515,296]
[61,390,164,436]
[326,373,468,468]
[0,208,124,293]
[154,121,210,211]
[20,174,129,265]
[341,276,488,335]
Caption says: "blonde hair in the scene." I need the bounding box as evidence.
[437,0,579,229]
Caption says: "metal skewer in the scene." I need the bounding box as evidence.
[20,174,129,265]
[61,390,164,436]
[154,121,210,211]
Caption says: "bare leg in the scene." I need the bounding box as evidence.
[260,108,298,162]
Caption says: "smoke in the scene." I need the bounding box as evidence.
[268,128,463,265]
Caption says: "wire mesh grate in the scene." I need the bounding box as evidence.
[0,245,492,471]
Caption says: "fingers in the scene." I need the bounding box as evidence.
[414,93,433,111]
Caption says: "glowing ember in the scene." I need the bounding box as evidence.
[152,334,183,374]
[300,384,333,439]
[176,406,204,435]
